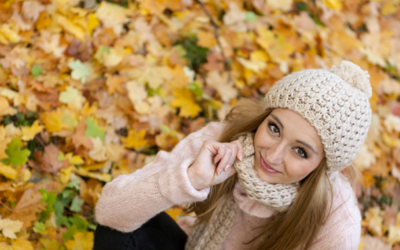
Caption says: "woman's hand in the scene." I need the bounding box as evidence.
[187,140,244,190]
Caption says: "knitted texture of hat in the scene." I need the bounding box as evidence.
[185,132,298,250]
[262,60,372,173]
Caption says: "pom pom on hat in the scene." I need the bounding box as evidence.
[330,60,372,98]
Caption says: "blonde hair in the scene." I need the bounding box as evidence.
[188,98,359,250]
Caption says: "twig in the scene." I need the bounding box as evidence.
[35,135,47,148]
[0,199,13,212]
[195,0,233,84]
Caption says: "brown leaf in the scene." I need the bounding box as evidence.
[80,178,102,208]
[34,144,69,174]
[65,40,93,62]
[72,119,94,150]
[7,188,46,229]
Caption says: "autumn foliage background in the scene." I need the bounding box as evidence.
[0,0,399,249]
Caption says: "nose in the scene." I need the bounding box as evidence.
[266,143,285,165]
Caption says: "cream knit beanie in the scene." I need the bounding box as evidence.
[262,61,372,174]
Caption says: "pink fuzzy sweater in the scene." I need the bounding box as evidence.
[95,121,361,249]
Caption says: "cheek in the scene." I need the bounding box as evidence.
[286,161,318,177]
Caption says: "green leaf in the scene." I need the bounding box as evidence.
[68,214,89,232]
[63,225,78,242]
[187,82,203,97]
[95,45,110,62]
[31,65,42,77]
[39,238,65,250]
[68,59,90,84]
[173,37,208,72]
[54,200,69,228]
[244,11,257,22]
[66,178,81,191]
[70,196,84,212]
[33,221,46,234]
[85,118,105,141]
[39,188,57,220]
[2,138,31,166]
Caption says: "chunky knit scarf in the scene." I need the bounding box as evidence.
[185,132,299,250]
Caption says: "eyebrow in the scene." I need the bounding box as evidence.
[296,140,318,155]
[270,113,318,155]
[270,114,284,128]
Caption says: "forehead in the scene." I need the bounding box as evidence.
[269,108,322,146]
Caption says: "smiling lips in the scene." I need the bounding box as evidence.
[260,153,281,174]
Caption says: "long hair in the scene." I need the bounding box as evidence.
[187,97,358,250]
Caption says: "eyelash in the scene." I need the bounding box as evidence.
[267,122,308,159]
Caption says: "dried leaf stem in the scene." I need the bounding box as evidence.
[195,0,233,84]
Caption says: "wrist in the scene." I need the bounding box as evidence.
[187,165,206,190]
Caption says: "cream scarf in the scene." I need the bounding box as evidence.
[185,132,299,250]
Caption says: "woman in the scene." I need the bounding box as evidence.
[94,60,371,250]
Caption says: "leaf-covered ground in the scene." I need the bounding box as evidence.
[0,0,399,249]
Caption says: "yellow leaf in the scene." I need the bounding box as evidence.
[0,238,33,250]
[0,162,17,180]
[381,1,398,16]
[266,0,293,12]
[388,213,400,244]
[165,207,184,221]
[65,231,93,250]
[76,167,112,183]
[121,129,149,151]
[0,88,25,107]
[59,166,76,184]
[0,97,17,116]
[0,218,23,239]
[256,28,295,62]
[65,153,84,165]
[322,0,343,11]
[364,207,384,236]
[87,13,100,35]
[21,120,44,141]
[197,30,217,49]
[42,110,64,132]
[170,88,202,118]
[56,14,85,40]
[0,24,21,44]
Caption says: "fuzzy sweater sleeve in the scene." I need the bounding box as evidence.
[95,121,227,232]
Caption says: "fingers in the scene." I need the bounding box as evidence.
[231,140,244,161]
[215,141,243,175]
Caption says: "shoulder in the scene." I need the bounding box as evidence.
[311,176,361,249]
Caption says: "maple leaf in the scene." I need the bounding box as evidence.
[0,97,17,117]
[170,88,202,118]
[2,138,30,167]
[121,129,149,151]
[80,178,103,207]
[72,119,93,150]
[68,60,90,84]
[85,118,105,141]
[65,231,93,250]
[0,218,23,239]
[95,1,129,36]
[34,144,69,174]
[59,86,86,110]
[0,162,17,180]
[20,120,44,141]
[0,238,33,250]
[7,188,46,229]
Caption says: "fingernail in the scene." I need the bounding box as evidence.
[218,168,223,175]
[240,155,244,161]
[224,165,230,171]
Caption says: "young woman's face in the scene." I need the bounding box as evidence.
[254,108,325,184]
